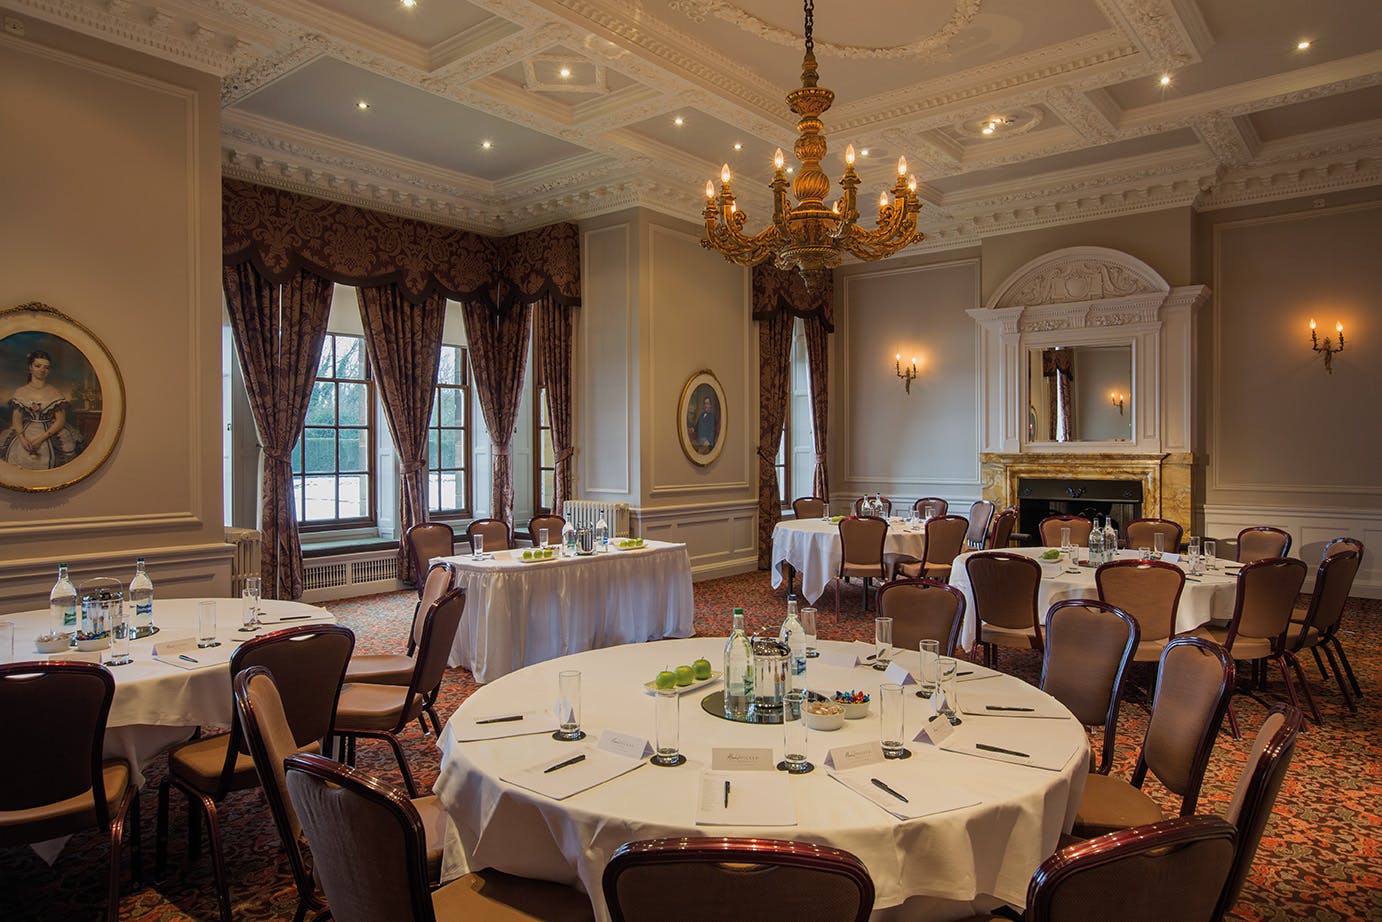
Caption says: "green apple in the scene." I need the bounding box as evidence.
[674,665,695,686]
[654,670,677,690]
[522,550,533,559]
[692,657,712,680]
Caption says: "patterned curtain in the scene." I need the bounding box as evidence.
[804,317,830,502]
[534,297,574,514]
[222,263,333,600]
[358,283,446,584]
[463,298,533,528]
[1042,348,1075,441]
[756,308,794,568]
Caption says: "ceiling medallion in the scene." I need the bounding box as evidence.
[700,0,923,289]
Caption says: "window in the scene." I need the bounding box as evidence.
[776,401,790,504]
[535,382,555,513]
[428,344,471,516]
[293,333,374,527]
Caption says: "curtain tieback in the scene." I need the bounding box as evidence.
[757,447,778,464]
[494,445,511,458]
[555,448,574,463]
[400,460,427,476]
[263,448,292,463]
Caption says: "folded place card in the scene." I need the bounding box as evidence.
[1161,552,1181,563]
[152,636,198,657]
[598,729,653,760]
[453,709,559,742]
[827,767,980,821]
[710,748,776,771]
[823,741,885,770]
[913,713,957,747]
[882,662,916,686]
[818,648,862,669]
[502,748,645,800]
[695,771,797,826]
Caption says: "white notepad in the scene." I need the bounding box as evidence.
[957,690,1067,719]
[939,722,1082,772]
[502,748,644,800]
[695,771,798,826]
[828,766,980,821]
[452,709,559,742]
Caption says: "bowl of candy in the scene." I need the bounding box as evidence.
[833,690,871,719]
[74,631,110,652]
[803,700,845,731]
[35,633,70,654]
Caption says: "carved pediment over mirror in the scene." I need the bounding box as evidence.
[985,246,1169,312]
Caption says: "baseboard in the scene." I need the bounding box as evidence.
[690,555,760,582]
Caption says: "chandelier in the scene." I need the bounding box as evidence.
[701,0,924,290]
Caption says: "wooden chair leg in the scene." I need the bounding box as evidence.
[1283,652,1321,725]
[1309,646,1330,680]
[107,815,124,922]
[1225,697,1241,739]
[1321,644,1357,714]
[200,796,234,922]
[384,732,419,797]
[1332,639,1363,697]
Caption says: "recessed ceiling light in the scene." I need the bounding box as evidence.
[673,115,684,126]
[356,100,369,110]
[981,125,994,135]
[1296,39,1312,50]
[401,0,416,7]
[860,148,871,156]
[1159,74,1172,86]
[733,142,743,151]
[786,166,794,173]
[559,66,572,78]
[481,140,493,150]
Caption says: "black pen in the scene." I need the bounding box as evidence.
[475,714,524,725]
[957,670,975,677]
[272,615,313,622]
[985,705,1035,712]
[870,777,909,803]
[543,754,586,774]
[724,780,730,809]
[178,654,198,664]
[976,742,1030,758]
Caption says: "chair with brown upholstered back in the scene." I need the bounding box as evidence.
[853,495,893,516]
[1095,560,1186,664]
[964,500,995,550]
[466,518,511,553]
[1288,549,1364,714]
[1039,515,1093,547]
[404,522,454,596]
[1072,637,1233,839]
[834,515,889,617]
[1217,704,1303,920]
[986,507,1018,549]
[1323,536,1364,561]
[1236,526,1291,563]
[912,496,948,518]
[1125,518,1183,554]
[894,514,968,582]
[335,588,465,797]
[1025,816,1238,922]
[234,667,453,922]
[0,662,139,922]
[1040,601,1138,775]
[793,496,826,519]
[156,624,356,922]
[284,753,593,922]
[1192,557,1309,737]
[528,514,565,548]
[876,578,966,656]
[966,552,1043,667]
[603,836,875,922]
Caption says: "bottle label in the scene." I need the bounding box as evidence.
[136,602,153,618]
[64,606,77,628]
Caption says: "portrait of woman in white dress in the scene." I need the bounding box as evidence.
[1,346,88,470]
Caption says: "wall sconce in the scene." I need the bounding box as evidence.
[1110,391,1125,415]
[895,353,917,394]
[1310,318,1345,373]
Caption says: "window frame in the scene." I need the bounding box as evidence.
[295,332,377,532]
[427,343,474,520]
[533,350,555,515]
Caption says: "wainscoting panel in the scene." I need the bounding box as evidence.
[1202,504,1381,598]
[0,543,234,615]
[636,500,758,581]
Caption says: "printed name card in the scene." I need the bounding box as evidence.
[914,713,957,747]
[823,741,885,770]
[818,649,862,669]
[598,729,654,760]
[711,748,776,771]
[152,636,198,657]
[882,662,916,686]
[1161,552,1181,563]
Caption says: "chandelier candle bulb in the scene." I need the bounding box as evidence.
[897,156,907,176]
[774,149,785,170]
[705,181,714,199]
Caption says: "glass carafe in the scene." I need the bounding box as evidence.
[749,636,790,720]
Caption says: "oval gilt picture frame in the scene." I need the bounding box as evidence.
[678,370,727,467]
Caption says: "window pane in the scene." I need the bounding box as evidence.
[439,346,456,386]
[306,381,335,425]
[338,428,369,473]
[338,382,368,426]
[540,433,554,466]
[439,472,460,511]
[317,340,333,378]
[336,336,364,379]
[440,430,458,469]
[337,475,368,519]
[291,439,303,474]
[428,430,440,468]
[440,388,460,427]
[303,429,336,473]
[302,475,336,521]
[542,472,555,510]
[430,389,440,422]
[538,393,550,426]
[293,478,304,519]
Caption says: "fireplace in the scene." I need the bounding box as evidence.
[1017,477,1143,537]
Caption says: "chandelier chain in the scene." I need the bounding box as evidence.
[803,0,813,56]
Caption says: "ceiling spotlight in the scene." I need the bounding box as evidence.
[559,66,572,78]
[786,166,794,173]
[481,140,493,150]
[673,115,684,126]
[860,148,871,157]
[1296,39,1312,50]
[1159,74,1172,86]
[401,0,416,7]
[356,100,369,110]
[733,142,743,151]
[981,125,994,135]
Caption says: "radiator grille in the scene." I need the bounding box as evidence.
[304,561,348,591]
[564,500,632,537]
[352,555,398,584]
[224,528,262,596]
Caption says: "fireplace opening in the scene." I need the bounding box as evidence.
[1017,477,1143,541]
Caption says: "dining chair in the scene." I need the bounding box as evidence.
[985,506,1018,549]
[1095,559,1186,664]
[0,662,140,922]
[1288,548,1364,713]
[404,521,454,596]
[912,496,948,517]
[156,624,356,922]
[853,495,893,516]
[1125,517,1184,553]
[1323,536,1364,561]
[335,587,465,797]
[1040,600,1138,775]
[964,500,995,550]
[467,517,512,553]
[284,753,594,922]
[234,667,452,922]
[1039,515,1093,547]
[834,515,889,617]
[876,578,965,656]
[793,496,826,519]
[603,836,875,922]
[894,514,968,581]
[1192,557,1309,737]
[1071,637,1233,839]
[1216,704,1303,920]
[1236,526,1291,563]
[966,551,1043,667]
[528,514,566,548]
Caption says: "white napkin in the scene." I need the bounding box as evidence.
[696,771,798,826]
[828,766,980,820]
[452,709,559,742]
[940,722,1082,772]
[502,748,644,800]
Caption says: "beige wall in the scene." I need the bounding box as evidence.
[0,20,228,610]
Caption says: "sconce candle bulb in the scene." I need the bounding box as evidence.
[1310,318,1345,373]
[1110,391,1125,415]
[895,353,918,394]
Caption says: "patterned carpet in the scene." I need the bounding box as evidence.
[4,573,1379,921]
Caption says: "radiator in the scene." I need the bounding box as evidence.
[564,500,632,538]
[224,527,261,596]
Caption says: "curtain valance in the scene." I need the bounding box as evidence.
[751,264,834,330]
[222,180,580,311]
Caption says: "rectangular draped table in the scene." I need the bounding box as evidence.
[436,540,695,683]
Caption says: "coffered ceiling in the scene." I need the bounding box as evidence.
[7,0,1381,246]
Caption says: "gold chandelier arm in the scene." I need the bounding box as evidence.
[702,198,784,265]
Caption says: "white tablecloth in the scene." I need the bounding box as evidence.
[1,597,334,787]
[771,519,929,604]
[948,547,1239,651]
[434,638,1089,921]
[436,542,695,683]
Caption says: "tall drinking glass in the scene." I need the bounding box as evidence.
[1204,539,1217,570]
[780,689,812,773]
[880,683,909,759]
[937,656,960,724]
[240,575,262,632]
[197,601,220,648]
[554,669,584,741]
[107,601,132,667]
[472,533,485,559]
[651,689,685,766]
[800,607,819,658]
[1188,536,1202,575]
[1061,528,1078,573]
[916,639,940,698]
[873,617,893,669]
[538,528,549,549]
[1153,532,1166,559]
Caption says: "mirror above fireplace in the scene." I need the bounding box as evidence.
[1026,344,1133,443]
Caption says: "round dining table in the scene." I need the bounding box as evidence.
[771,517,929,604]
[947,546,1241,651]
[434,637,1089,921]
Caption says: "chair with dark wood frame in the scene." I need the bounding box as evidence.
[156,624,355,922]
[466,517,511,553]
[1236,526,1291,563]
[1323,536,1364,561]
[964,500,996,550]
[893,514,969,581]
[1125,517,1184,554]
[1095,559,1187,664]
[1289,548,1364,714]
[966,551,1043,667]
[404,522,454,596]
[603,836,875,922]
[792,496,827,519]
[853,495,893,517]
[912,496,949,517]
[985,506,1018,549]
[528,514,566,548]
[876,578,966,656]
[834,515,889,617]
[1040,600,1139,775]
[1039,515,1094,547]
[0,662,141,922]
